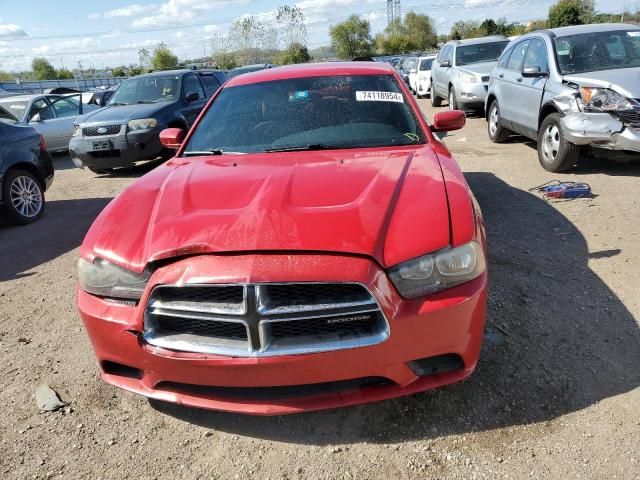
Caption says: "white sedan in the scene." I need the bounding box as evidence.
[411,55,437,99]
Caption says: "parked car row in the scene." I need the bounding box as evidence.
[425,23,640,172]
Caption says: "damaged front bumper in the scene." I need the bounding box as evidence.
[561,112,640,153]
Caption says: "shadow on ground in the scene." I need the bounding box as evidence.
[51,151,165,177]
[152,172,640,444]
[0,197,111,282]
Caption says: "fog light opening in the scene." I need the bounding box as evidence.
[101,361,143,380]
[408,354,464,377]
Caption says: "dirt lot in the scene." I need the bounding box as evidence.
[1,100,638,480]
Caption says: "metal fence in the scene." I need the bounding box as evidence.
[0,77,126,95]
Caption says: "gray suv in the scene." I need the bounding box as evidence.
[431,36,509,111]
[70,69,226,173]
[486,23,640,172]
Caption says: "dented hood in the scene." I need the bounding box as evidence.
[82,148,452,271]
[563,67,640,98]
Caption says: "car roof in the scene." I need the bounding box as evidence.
[451,35,508,46]
[0,94,40,101]
[547,22,640,37]
[225,61,397,87]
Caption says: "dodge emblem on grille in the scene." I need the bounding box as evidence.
[327,314,370,324]
[96,127,108,134]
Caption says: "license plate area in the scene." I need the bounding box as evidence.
[92,140,112,151]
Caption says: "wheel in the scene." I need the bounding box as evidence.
[430,81,443,107]
[448,86,458,111]
[537,113,583,172]
[487,100,510,143]
[2,169,45,225]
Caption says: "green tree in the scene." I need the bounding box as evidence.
[547,0,595,27]
[111,66,126,77]
[403,12,438,50]
[277,42,311,65]
[276,5,307,48]
[31,58,57,80]
[212,52,237,70]
[57,68,74,79]
[329,15,373,59]
[138,47,151,69]
[151,43,178,70]
[127,65,143,76]
[0,71,15,81]
[450,20,481,39]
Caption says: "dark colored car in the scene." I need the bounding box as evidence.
[226,63,274,78]
[0,122,54,224]
[69,69,226,173]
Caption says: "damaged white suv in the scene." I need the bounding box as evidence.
[486,23,640,172]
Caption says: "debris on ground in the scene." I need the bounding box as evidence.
[35,384,66,412]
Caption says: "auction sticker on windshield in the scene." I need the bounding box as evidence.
[356,91,404,103]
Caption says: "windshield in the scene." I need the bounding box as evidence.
[107,75,180,105]
[456,41,510,66]
[0,99,27,121]
[554,30,640,74]
[420,59,434,70]
[183,74,426,155]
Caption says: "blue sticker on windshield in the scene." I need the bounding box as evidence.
[292,91,309,100]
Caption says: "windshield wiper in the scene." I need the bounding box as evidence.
[264,144,331,153]
[136,100,155,104]
[182,149,245,156]
[109,102,129,106]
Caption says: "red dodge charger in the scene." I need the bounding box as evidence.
[77,62,488,415]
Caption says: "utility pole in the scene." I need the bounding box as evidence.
[387,0,401,31]
[60,57,65,70]
[621,0,625,22]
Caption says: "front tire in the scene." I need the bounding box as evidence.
[537,113,583,172]
[2,169,45,225]
[448,86,458,111]
[430,81,443,107]
[487,100,510,143]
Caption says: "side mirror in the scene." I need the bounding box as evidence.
[159,128,185,149]
[440,60,451,68]
[431,110,466,132]
[185,92,199,103]
[522,66,548,78]
[29,113,41,123]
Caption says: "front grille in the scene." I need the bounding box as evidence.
[143,283,389,357]
[617,109,640,127]
[156,377,392,401]
[83,125,122,136]
[481,75,490,83]
[89,150,121,158]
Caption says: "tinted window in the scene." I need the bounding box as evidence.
[438,45,452,63]
[524,39,549,72]
[184,75,426,155]
[50,96,80,118]
[456,41,510,66]
[183,74,205,100]
[419,59,434,70]
[200,75,221,96]
[108,74,180,105]
[554,29,640,74]
[507,40,530,70]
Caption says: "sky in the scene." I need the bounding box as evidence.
[0,0,635,73]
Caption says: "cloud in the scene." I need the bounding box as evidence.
[203,24,221,33]
[90,3,158,20]
[132,0,248,28]
[0,24,27,37]
[31,45,51,54]
[120,39,162,49]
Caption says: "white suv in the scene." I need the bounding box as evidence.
[409,55,437,98]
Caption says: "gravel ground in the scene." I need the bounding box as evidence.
[0,100,638,480]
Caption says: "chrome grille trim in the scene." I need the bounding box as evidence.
[82,124,122,136]
[142,282,389,357]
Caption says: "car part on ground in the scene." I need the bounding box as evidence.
[0,93,99,153]
[0,122,54,225]
[77,61,482,415]
[431,36,509,111]
[486,23,640,172]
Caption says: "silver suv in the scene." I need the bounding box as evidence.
[431,36,510,111]
[486,23,640,172]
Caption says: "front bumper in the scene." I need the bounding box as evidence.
[456,80,488,107]
[561,112,640,153]
[77,254,487,415]
[69,127,164,169]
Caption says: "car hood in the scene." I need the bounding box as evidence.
[82,148,452,272]
[458,61,497,76]
[76,102,173,125]
[563,68,640,98]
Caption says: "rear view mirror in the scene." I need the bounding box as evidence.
[431,110,466,132]
[159,128,185,149]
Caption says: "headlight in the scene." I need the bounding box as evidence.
[128,118,157,131]
[78,258,150,300]
[461,73,480,84]
[388,242,486,299]
[72,125,80,137]
[579,87,633,112]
